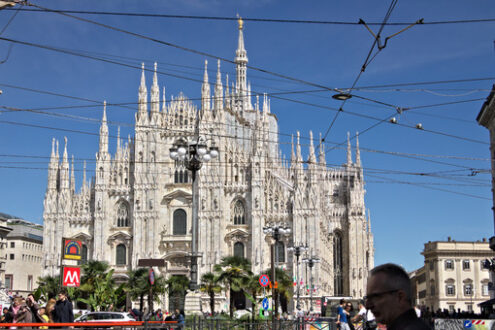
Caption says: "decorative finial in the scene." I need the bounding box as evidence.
[237,15,244,30]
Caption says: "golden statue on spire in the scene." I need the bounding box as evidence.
[237,15,244,30]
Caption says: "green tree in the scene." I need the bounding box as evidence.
[167,275,190,312]
[214,256,252,318]
[263,267,293,314]
[34,275,60,303]
[200,272,221,315]
[78,260,124,311]
[242,273,264,319]
[126,268,149,312]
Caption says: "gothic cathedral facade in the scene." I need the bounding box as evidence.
[42,21,374,309]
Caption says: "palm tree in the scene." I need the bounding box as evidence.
[167,275,190,312]
[242,273,264,319]
[34,275,60,303]
[263,267,293,314]
[214,256,252,318]
[126,268,149,312]
[200,272,221,315]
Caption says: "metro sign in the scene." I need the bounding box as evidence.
[62,267,80,287]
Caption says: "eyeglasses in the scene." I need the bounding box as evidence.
[364,289,399,302]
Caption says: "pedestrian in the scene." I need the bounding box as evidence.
[45,299,56,323]
[365,263,430,330]
[336,299,350,330]
[352,300,376,330]
[345,303,355,330]
[37,307,50,330]
[174,309,184,329]
[26,294,42,323]
[15,299,32,329]
[52,289,74,323]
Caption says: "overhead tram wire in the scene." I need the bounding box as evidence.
[319,0,401,146]
[0,116,489,182]
[0,33,489,145]
[8,7,495,26]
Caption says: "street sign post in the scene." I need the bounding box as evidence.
[62,266,80,287]
[259,274,269,287]
[262,297,269,311]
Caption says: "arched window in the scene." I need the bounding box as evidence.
[173,209,187,235]
[116,244,126,265]
[232,200,245,225]
[78,244,88,265]
[334,231,343,295]
[174,160,189,184]
[275,241,285,263]
[117,202,130,227]
[234,242,244,258]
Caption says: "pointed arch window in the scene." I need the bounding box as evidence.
[234,242,245,258]
[173,209,187,235]
[275,241,285,263]
[334,231,344,296]
[117,202,130,227]
[116,244,126,265]
[174,160,189,183]
[233,200,245,225]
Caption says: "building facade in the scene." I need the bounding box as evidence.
[411,238,494,314]
[0,213,13,295]
[42,20,374,311]
[4,218,43,296]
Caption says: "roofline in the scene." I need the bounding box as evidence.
[477,84,495,125]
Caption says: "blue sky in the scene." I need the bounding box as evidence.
[0,0,493,272]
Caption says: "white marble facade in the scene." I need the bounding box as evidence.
[42,20,374,310]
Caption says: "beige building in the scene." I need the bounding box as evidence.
[0,213,12,301]
[411,238,494,314]
[4,218,43,296]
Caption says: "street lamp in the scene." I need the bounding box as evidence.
[302,255,320,312]
[263,223,291,324]
[288,243,308,312]
[169,137,219,290]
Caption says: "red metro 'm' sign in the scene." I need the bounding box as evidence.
[62,267,80,287]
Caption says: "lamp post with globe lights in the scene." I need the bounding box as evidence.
[288,243,308,312]
[263,223,291,324]
[169,137,218,290]
[302,255,320,313]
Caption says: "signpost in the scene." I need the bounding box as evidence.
[262,297,269,311]
[259,274,269,287]
[62,267,80,287]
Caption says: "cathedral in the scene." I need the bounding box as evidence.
[42,20,374,311]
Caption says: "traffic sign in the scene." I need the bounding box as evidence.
[63,239,82,260]
[62,266,80,287]
[259,274,269,287]
[262,297,269,310]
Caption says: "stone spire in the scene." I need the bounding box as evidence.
[47,138,59,190]
[318,132,326,166]
[138,63,148,120]
[346,132,352,166]
[201,60,211,111]
[82,160,87,192]
[214,59,223,112]
[308,131,316,164]
[290,134,296,168]
[162,87,167,112]
[235,17,248,107]
[367,209,372,233]
[70,155,75,194]
[355,131,361,167]
[99,101,109,155]
[296,131,302,165]
[150,62,160,115]
[60,136,70,190]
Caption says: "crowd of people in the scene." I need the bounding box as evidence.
[1,289,74,327]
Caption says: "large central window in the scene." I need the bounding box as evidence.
[173,209,187,235]
[334,231,343,296]
[117,202,130,227]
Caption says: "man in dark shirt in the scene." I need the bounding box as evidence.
[365,263,430,330]
[53,289,74,323]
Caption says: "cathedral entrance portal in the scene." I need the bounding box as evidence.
[232,290,246,310]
